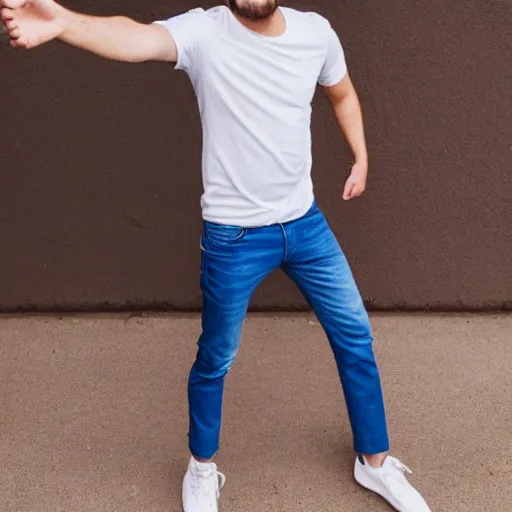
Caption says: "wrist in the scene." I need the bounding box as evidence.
[54,4,74,38]
[352,156,368,173]
[354,152,368,166]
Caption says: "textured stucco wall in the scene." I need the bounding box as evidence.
[1,0,511,312]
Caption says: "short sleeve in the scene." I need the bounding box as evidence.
[318,27,348,87]
[154,8,210,75]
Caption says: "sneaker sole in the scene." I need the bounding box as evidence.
[182,499,222,512]
[355,479,405,512]
[354,466,404,512]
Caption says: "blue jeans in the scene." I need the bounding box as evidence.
[189,201,389,459]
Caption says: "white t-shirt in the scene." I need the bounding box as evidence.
[156,6,347,227]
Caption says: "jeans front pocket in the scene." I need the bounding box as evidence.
[203,221,247,250]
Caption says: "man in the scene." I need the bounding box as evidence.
[1,1,431,511]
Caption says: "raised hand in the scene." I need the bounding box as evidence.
[1,0,63,49]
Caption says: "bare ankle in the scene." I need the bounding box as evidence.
[192,454,214,464]
[363,451,388,468]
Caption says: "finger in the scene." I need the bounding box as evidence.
[348,184,365,200]
[9,26,20,38]
[2,0,27,9]
[343,182,355,201]
[5,19,17,29]
[351,186,361,197]
[348,189,359,200]
[10,34,26,47]
[1,8,15,21]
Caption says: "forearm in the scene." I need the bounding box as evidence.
[56,5,168,62]
[332,93,368,164]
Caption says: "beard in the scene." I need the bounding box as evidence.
[228,0,279,20]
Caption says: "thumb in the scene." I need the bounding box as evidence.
[343,179,355,201]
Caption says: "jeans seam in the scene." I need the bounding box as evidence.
[278,223,288,262]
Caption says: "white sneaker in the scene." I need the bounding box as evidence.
[354,455,431,512]
[182,457,226,512]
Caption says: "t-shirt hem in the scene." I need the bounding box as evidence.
[202,197,316,228]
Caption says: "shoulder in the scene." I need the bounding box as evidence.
[205,5,231,21]
[184,6,231,35]
[162,7,220,32]
[282,8,335,46]
[282,8,333,31]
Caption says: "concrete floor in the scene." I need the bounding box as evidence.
[1,313,511,512]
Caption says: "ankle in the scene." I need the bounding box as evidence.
[362,451,388,468]
[192,454,214,464]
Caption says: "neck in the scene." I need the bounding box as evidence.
[232,8,286,37]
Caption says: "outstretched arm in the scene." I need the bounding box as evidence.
[324,74,369,201]
[0,0,176,62]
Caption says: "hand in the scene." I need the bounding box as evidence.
[1,0,62,49]
[343,161,368,201]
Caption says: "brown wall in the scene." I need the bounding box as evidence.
[1,0,511,312]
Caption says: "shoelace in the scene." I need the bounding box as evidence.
[191,467,226,499]
[391,457,413,475]
[382,457,413,489]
